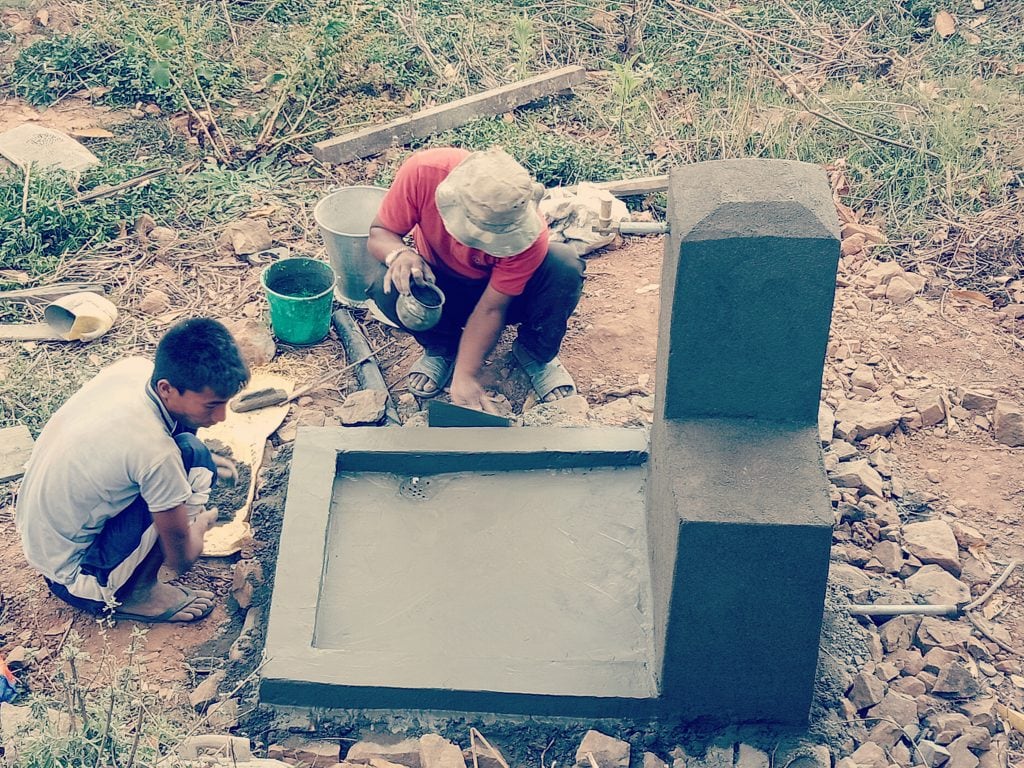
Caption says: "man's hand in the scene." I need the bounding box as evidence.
[384,250,435,295]
[449,373,499,414]
[210,453,237,485]
[192,506,219,533]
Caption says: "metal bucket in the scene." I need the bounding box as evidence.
[313,185,388,307]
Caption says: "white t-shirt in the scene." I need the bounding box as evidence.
[15,358,193,584]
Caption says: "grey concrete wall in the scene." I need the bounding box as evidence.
[647,159,839,724]
[659,160,840,425]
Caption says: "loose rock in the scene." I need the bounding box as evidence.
[834,397,903,440]
[992,401,1024,446]
[902,520,961,575]
[219,219,273,255]
[905,565,970,605]
[419,734,466,768]
[916,391,947,428]
[847,671,886,710]
[575,731,629,768]
[346,738,421,768]
[337,389,388,426]
[829,459,885,498]
[227,319,276,368]
[932,662,981,698]
[139,289,171,315]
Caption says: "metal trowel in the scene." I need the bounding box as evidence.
[427,400,513,428]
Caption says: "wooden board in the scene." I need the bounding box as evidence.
[313,66,587,164]
[593,175,669,197]
[0,323,60,341]
[0,283,106,305]
[0,424,34,483]
[198,373,293,557]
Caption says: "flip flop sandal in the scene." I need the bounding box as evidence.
[512,341,577,402]
[407,351,454,399]
[111,586,214,624]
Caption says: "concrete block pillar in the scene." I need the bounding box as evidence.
[647,159,840,724]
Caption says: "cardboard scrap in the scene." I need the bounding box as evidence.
[0,124,100,172]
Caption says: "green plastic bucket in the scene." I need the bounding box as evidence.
[261,257,335,345]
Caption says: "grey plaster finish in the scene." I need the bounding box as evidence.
[313,467,654,695]
[261,426,657,715]
[658,159,840,425]
[646,419,832,725]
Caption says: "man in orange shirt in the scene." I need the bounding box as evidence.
[366,147,585,412]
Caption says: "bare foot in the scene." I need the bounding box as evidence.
[115,583,215,622]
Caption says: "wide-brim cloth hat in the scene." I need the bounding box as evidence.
[435,147,545,258]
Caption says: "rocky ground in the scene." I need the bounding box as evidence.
[3,196,1023,767]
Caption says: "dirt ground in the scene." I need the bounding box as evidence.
[4,227,1022,691]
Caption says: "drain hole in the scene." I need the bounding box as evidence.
[398,476,437,501]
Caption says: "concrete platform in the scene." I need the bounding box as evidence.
[261,426,658,716]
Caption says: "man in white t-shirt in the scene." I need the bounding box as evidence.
[16,318,249,623]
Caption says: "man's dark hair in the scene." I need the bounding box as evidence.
[152,317,249,397]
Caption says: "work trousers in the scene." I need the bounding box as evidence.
[367,242,586,363]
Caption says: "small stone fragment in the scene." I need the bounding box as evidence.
[829,459,885,497]
[917,390,947,427]
[419,734,467,768]
[337,389,388,426]
[886,275,918,304]
[575,731,629,768]
[992,401,1024,446]
[292,740,341,767]
[932,663,980,698]
[818,402,835,446]
[959,389,996,412]
[643,753,669,768]
[905,565,971,605]
[872,540,903,574]
[903,519,961,575]
[346,739,421,768]
[589,397,649,427]
[139,289,171,315]
[928,711,972,744]
[865,720,902,749]
[848,671,887,710]
[866,691,918,725]
[879,615,921,652]
[848,741,887,768]
[219,219,273,255]
[226,318,277,368]
[851,366,878,391]
[944,737,979,768]
[150,226,177,243]
[834,397,903,440]
[917,740,951,767]
[917,617,973,651]
[207,698,239,730]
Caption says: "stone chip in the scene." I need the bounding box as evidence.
[903,520,961,575]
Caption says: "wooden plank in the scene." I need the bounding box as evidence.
[313,66,588,164]
[0,424,34,483]
[591,175,669,197]
[0,282,106,305]
[0,323,58,341]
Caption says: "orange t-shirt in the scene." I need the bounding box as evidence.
[375,148,549,297]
